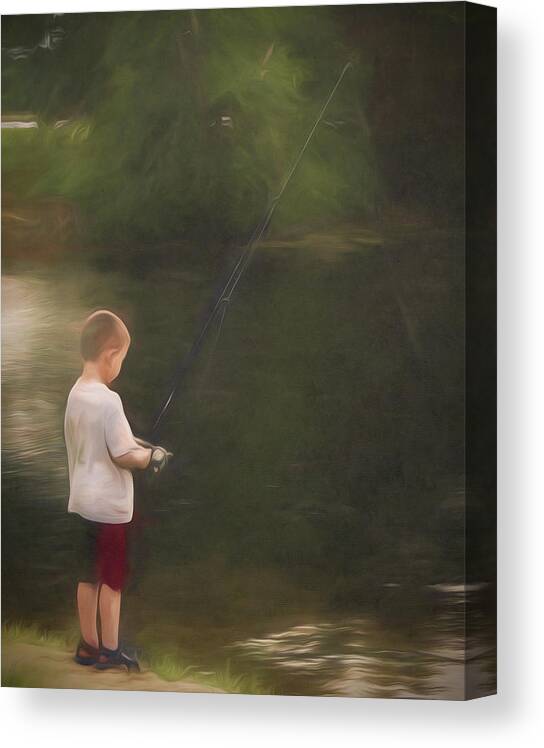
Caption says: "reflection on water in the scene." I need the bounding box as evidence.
[1,275,82,485]
[226,585,495,699]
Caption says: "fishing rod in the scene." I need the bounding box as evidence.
[150,61,352,439]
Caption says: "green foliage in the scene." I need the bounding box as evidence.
[2,9,378,246]
[2,120,91,198]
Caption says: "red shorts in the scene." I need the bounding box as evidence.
[74,515,131,591]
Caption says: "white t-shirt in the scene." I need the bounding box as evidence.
[64,379,138,524]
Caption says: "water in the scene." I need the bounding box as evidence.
[226,592,494,699]
[1,228,495,698]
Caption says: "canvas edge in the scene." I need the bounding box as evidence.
[464,0,497,701]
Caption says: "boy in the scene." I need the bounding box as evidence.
[64,310,171,671]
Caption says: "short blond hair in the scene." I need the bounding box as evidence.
[80,310,130,361]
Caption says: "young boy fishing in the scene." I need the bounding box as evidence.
[64,310,172,671]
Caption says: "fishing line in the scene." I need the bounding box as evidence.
[150,62,352,439]
[196,297,229,400]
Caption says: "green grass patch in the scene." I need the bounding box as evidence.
[146,652,198,682]
[145,652,273,695]
[194,658,273,695]
[2,622,273,694]
[2,621,78,650]
[2,665,47,689]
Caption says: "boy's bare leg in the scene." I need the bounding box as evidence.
[77,582,100,650]
[99,583,121,650]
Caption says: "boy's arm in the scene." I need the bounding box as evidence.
[113,444,172,473]
[105,398,171,472]
[112,447,152,470]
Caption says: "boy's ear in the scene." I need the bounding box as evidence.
[103,348,118,365]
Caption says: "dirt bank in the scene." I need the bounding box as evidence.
[2,641,225,694]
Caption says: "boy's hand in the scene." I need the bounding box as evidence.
[149,446,173,474]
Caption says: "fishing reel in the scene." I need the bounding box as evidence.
[135,437,173,474]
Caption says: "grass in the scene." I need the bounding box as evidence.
[2,622,76,689]
[2,666,46,689]
[2,621,78,650]
[145,651,273,694]
[196,658,272,695]
[146,652,198,682]
[2,622,273,694]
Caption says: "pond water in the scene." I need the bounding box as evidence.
[225,590,494,699]
[1,229,495,698]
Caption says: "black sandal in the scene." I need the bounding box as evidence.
[95,645,140,672]
[74,639,100,666]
